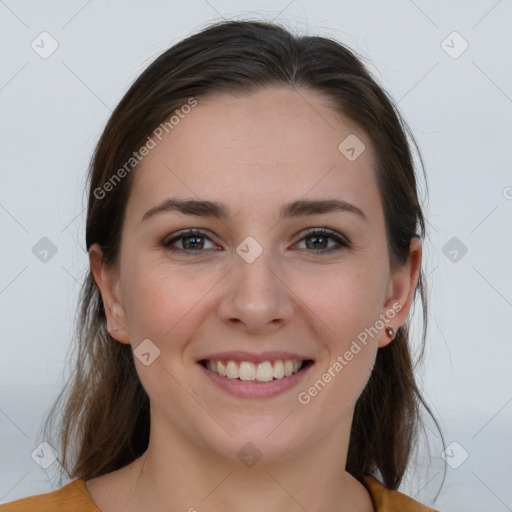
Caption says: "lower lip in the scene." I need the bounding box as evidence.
[198,362,314,398]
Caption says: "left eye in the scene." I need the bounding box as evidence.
[294,228,350,252]
[162,228,351,256]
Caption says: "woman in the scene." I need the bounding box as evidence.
[1,19,444,511]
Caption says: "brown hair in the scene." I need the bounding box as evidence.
[41,19,445,493]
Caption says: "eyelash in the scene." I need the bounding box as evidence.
[162,228,352,256]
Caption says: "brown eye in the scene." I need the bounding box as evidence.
[163,229,217,255]
[295,228,351,254]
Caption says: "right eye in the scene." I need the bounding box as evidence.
[162,229,220,256]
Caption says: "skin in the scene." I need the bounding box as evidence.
[88,87,421,512]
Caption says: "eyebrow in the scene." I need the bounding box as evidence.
[142,197,368,223]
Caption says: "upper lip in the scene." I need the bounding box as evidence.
[197,351,313,364]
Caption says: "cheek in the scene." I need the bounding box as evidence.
[304,265,386,348]
[298,270,380,415]
[120,256,219,342]
[297,265,384,403]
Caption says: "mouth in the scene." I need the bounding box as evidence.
[198,358,315,383]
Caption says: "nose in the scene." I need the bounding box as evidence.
[216,247,295,334]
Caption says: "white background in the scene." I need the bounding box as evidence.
[0,1,511,511]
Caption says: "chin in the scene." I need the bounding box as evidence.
[196,417,310,468]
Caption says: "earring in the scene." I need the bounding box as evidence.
[113,326,119,332]
[385,326,395,339]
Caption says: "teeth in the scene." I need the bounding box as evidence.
[203,359,306,382]
[273,360,284,378]
[239,362,256,381]
[217,361,226,377]
[226,361,238,379]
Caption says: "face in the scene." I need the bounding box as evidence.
[91,87,420,466]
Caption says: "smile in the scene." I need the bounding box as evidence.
[200,359,313,382]
[197,356,314,398]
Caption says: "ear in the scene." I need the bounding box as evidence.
[89,243,131,344]
[378,237,422,348]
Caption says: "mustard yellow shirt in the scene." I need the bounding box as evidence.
[0,475,440,511]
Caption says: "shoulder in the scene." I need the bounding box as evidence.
[362,475,441,512]
[0,479,99,512]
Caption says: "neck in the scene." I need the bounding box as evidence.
[114,410,373,512]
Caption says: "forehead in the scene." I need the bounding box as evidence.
[127,87,381,224]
